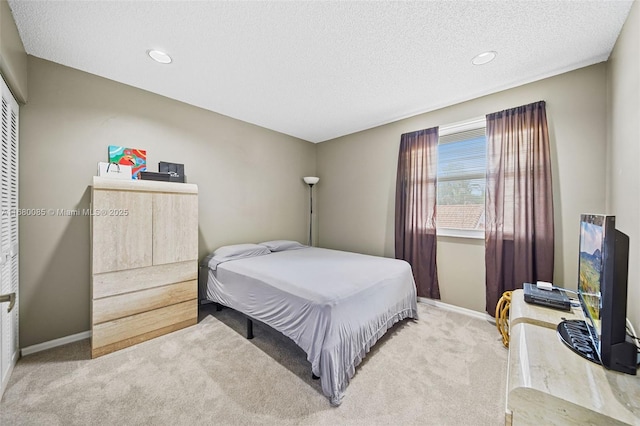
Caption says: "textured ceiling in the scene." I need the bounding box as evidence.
[8,1,633,143]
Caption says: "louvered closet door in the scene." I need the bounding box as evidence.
[0,73,19,398]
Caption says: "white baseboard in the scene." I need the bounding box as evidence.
[21,330,92,357]
[418,297,494,322]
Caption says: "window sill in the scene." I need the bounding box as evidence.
[437,228,484,240]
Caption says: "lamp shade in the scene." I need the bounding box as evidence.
[303,176,320,185]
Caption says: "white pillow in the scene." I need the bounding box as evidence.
[258,240,307,252]
[207,243,271,270]
[213,243,270,258]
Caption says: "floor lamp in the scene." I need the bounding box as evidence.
[303,176,319,246]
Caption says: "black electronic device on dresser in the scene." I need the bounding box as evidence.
[139,171,171,181]
[159,161,185,183]
[139,162,186,183]
[523,282,571,311]
[557,214,638,375]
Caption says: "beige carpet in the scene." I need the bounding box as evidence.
[0,303,507,425]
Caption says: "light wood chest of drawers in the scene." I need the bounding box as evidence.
[90,177,199,358]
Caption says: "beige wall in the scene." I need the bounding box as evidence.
[19,57,316,347]
[0,0,26,102]
[607,1,639,334]
[317,64,608,313]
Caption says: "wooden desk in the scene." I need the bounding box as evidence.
[506,290,640,425]
[508,288,581,329]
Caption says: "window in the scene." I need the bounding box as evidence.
[436,118,486,238]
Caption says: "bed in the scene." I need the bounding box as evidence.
[203,241,418,406]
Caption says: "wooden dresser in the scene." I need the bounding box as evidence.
[90,177,199,358]
[506,290,640,425]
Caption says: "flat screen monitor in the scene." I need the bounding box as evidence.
[571,214,637,374]
[577,214,608,344]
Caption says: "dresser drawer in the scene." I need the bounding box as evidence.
[91,300,197,358]
[93,280,196,324]
[92,260,197,299]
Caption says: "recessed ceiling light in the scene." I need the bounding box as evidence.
[471,51,497,66]
[147,49,172,64]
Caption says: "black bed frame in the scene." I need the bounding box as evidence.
[215,302,254,339]
[214,302,319,380]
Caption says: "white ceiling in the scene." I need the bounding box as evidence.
[8,1,633,143]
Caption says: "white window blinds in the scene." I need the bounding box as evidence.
[436,122,487,234]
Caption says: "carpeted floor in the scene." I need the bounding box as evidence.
[0,303,508,425]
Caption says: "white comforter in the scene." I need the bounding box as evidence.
[206,247,418,406]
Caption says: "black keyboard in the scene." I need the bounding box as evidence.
[557,319,601,364]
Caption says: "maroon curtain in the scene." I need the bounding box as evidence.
[485,101,554,313]
[395,127,440,299]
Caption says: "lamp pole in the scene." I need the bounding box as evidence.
[303,177,320,246]
[308,183,315,246]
